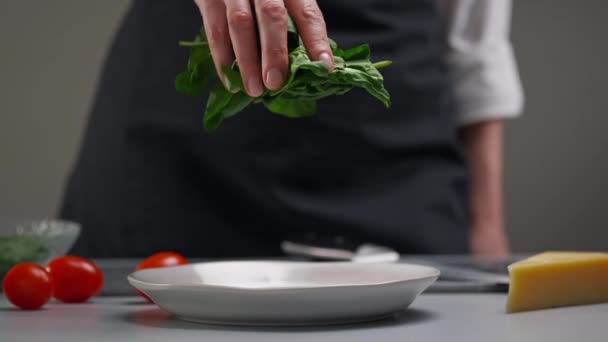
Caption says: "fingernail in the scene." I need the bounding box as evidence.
[247,77,264,97]
[265,68,285,90]
[319,52,334,71]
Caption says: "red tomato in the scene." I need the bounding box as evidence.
[47,256,103,303]
[136,289,153,303]
[136,252,188,271]
[135,252,187,302]
[2,263,53,310]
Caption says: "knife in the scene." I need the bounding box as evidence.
[281,234,510,293]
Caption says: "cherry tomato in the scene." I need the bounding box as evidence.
[2,263,53,310]
[135,252,187,302]
[136,252,188,271]
[47,256,103,303]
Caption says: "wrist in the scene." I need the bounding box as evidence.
[469,209,504,232]
[469,221,511,257]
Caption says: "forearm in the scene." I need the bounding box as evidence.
[461,120,504,226]
[459,120,510,256]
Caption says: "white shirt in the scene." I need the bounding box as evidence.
[442,0,524,126]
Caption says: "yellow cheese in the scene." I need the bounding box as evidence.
[506,252,608,313]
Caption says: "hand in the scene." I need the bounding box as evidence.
[194,0,335,97]
[469,223,511,257]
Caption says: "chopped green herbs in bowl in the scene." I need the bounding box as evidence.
[0,218,80,281]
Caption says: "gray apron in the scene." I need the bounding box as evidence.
[60,0,469,257]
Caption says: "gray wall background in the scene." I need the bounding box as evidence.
[1,1,606,252]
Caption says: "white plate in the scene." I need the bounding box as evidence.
[128,261,439,326]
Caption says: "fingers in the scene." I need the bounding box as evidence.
[196,0,263,96]
[195,0,233,87]
[284,0,334,72]
[225,0,264,97]
[196,0,330,96]
[254,0,289,90]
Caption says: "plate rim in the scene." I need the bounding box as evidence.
[127,260,440,293]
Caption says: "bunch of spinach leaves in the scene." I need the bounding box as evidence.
[175,22,392,131]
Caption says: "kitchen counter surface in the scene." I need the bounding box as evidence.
[1,294,606,342]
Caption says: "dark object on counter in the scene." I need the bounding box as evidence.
[280,234,513,293]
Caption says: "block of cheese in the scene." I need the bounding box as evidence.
[506,252,608,313]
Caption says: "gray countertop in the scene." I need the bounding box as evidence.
[1,295,606,342]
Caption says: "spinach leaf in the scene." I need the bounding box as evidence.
[176,31,214,98]
[204,83,255,130]
[333,43,370,61]
[263,96,317,118]
[204,83,233,131]
[223,92,254,119]
[221,64,244,93]
[176,23,392,132]
[174,71,202,97]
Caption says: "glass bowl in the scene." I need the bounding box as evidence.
[0,218,81,279]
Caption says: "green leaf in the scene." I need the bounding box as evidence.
[332,43,370,61]
[264,96,317,118]
[203,85,254,131]
[176,24,392,131]
[271,46,329,96]
[187,45,211,72]
[204,83,234,131]
[176,35,215,98]
[329,38,338,50]
[333,56,346,69]
[297,61,329,78]
[223,92,254,119]
[221,65,244,92]
[175,71,204,97]
[330,67,391,108]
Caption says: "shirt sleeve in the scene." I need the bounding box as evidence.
[441,0,524,126]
